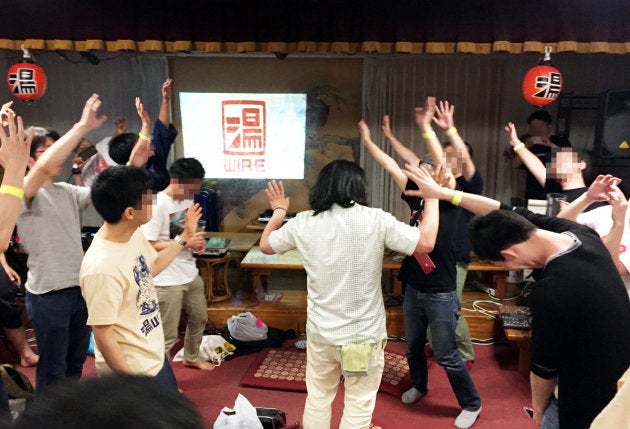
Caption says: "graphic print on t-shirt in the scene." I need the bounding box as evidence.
[132,254,161,336]
[169,209,187,239]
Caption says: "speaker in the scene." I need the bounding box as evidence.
[593,90,630,158]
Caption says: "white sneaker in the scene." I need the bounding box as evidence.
[454,406,482,429]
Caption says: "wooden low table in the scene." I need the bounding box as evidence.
[196,232,260,302]
[504,327,531,377]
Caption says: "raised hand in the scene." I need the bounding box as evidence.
[77,94,108,131]
[586,174,621,202]
[403,163,441,199]
[135,97,150,126]
[162,78,173,102]
[608,183,628,224]
[113,116,127,136]
[504,122,522,147]
[0,110,33,171]
[415,96,437,129]
[183,203,203,239]
[0,101,15,127]
[358,120,373,146]
[265,180,290,211]
[382,115,394,140]
[433,100,455,130]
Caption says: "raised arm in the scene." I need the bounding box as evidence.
[603,184,629,276]
[127,97,153,168]
[558,174,618,220]
[434,100,476,181]
[358,119,407,190]
[24,94,107,200]
[403,163,501,215]
[259,180,290,255]
[504,122,546,187]
[0,104,32,252]
[382,115,419,166]
[158,78,173,126]
[415,97,444,166]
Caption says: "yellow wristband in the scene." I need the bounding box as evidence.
[138,132,151,141]
[125,161,131,166]
[451,191,463,206]
[421,130,436,139]
[0,184,24,200]
[445,126,457,135]
[513,142,525,152]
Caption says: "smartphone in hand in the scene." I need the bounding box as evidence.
[523,407,534,419]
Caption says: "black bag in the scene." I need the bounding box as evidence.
[0,364,33,401]
[256,407,286,429]
[221,326,286,359]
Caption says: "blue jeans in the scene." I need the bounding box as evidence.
[154,356,179,392]
[403,288,481,410]
[26,287,91,392]
[541,396,559,429]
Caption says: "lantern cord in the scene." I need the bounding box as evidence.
[20,44,32,60]
[543,46,552,62]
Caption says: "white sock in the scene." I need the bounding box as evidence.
[454,406,482,429]
[401,387,425,404]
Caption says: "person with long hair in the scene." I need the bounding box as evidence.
[259,159,439,429]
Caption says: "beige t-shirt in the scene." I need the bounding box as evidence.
[80,228,164,376]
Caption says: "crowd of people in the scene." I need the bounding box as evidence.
[0,86,629,429]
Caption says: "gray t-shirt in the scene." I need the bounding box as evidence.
[18,182,91,294]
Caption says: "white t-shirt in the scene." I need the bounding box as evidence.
[80,228,165,376]
[577,204,630,297]
[269,203,420,345]
[140,192,198,286]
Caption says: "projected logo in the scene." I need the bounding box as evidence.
[222,100,266,173]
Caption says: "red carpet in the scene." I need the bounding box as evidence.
[240,342,412,397]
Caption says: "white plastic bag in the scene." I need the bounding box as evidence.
[213,393,263,429]
[227,312,268,341]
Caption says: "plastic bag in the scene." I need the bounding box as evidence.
[213,394,263,429]
[227,312,268,341]
[172,335,236,366]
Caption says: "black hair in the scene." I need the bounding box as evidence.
[169,158,205,180]
[308,159,368,215]
[443,141,474,158]
[469,210,536,261]
[91,166,152,223]
[11,374,204,429]
[29,127,60,157]
[526,109,552,125]
[108,132,139,165]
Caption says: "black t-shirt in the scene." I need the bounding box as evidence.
[455,172,483,263]
[399,179,459,292]
[523,135,571,201]
[510,207,630,429]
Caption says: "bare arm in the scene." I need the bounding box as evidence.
[382,115,420,166]
[128,98,152,168]
[358,120,407,190]
[259,180,290,255]
[433,100,476,181]
[148,203,202,275]
[0,104,32,252]
[24,94,107,200]
[158,78,173,126]
[0,252,20,285]
[415,97,444,167]
[404,163,501,215]
[92,325,132,374]
[530,373,557,426]
[602,184,628,275]
[505,122,546,187]
[558,174,619,220]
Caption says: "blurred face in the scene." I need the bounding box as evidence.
[32,137,63,177]
[528,119,551,137]
[549,150,584,181]
[172,178,203,200]
[134,192,154,225]
[443,145,463,177]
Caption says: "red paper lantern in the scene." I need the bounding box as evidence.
[521,47,562,107]
[7,46,47,102]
